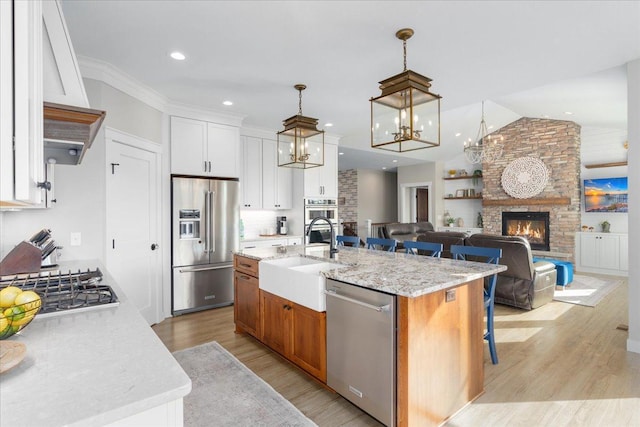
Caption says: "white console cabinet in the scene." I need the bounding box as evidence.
[576,232,628,276]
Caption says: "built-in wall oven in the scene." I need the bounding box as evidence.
[304,198,338,244]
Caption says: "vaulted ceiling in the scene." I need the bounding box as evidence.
[60,1,640,170]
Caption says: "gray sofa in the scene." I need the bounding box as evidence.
[381,222,435,249]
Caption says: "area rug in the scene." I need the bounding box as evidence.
[553,274,623,307]
[173,341,316,427]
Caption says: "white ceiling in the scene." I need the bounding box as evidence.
[60,1,640,171]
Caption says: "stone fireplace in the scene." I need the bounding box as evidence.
[481,118,581,264]
[502,211,550,251]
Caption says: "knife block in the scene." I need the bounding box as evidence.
[0,242,41,276]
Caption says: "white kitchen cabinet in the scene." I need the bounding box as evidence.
[241,136,262,209]
[576,232,628,276]
[42,0,89,108]
[304,142,338,199]
[262,139,292,209]
[0,0,44,207]
[170,116,240,178]
[240,239,288,249]
[287,237,303,246]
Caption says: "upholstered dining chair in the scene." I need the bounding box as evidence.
[336,235,360,247]
[450,244,503,365]
[366,237,397,252]
[403,241,443,257]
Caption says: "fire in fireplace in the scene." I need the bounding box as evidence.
[502,211,550,251]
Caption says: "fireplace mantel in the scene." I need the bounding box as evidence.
[482,197,571,206]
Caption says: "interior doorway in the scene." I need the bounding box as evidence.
[399,181,433,224]
[416,188,429,222]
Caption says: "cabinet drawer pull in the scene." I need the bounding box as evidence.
[239,274,251,280]
[240,263,252,268]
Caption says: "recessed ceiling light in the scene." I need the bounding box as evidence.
[382,167,387,170]
[455,133,461,137]
[564,111,574,115]
[170,51,186,61]
[392,159,398,163]
[223,100,233,106]
[338,152,344,155]
[324,123,334,127]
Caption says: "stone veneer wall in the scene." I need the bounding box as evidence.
[482,118,581,263]
[338,169,357,223]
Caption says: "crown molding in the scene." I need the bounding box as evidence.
[77,56,246,127]
[78,55,168,112]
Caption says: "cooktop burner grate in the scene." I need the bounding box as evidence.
[0,268,118,315]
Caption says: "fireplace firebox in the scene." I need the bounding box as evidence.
[502,212,550,251]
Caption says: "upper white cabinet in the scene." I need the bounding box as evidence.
[262,139,292,209]
[1,0,44,207]
[304,143,338,199]
[41,0,89,107]
[576,232,628,276]
[241,136,262,209]
[170,116,240,178]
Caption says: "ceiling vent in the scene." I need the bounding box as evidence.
[43,102,106,165]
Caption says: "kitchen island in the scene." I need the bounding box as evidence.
[234,244,506,427]
[0,260,191,427]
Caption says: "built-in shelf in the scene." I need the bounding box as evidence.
[584,161,627,169]
[444,175,482,181]
[444,196,483,200]
[482,197,571,206]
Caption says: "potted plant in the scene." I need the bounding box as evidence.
[600,220,611,233]
[446,217,456,227]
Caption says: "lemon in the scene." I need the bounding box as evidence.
[14,290,42,313]
[0,286,22,308]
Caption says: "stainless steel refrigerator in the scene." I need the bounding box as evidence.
[171,176,240,315]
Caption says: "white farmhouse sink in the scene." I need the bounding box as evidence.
[259,256,348,312]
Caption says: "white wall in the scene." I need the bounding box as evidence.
[356,170,397,233]
[396,161,444,225]
[0,79,164,262]
[627,58,639,354]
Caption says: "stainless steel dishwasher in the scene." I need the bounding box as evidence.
[325,279,396,427]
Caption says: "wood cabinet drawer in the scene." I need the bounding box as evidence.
[234,255,259,277]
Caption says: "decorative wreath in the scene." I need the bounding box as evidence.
[501,157,549,199]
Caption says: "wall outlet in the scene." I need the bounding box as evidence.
[70,232,81,246]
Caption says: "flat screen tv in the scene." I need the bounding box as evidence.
[583,177,628,213]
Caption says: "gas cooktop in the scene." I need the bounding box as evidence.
[0,268,119,316]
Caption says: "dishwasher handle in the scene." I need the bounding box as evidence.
[324,289,391,312]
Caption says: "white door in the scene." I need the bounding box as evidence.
[106,128,162,325]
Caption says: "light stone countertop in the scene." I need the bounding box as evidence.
[235,245,507,298]
[0,260,191,427]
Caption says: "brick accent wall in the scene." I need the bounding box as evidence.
[482,118,581,263]
[338,169,357,223]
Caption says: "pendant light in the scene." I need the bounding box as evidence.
[463,101,504,164]
[370,28,442,152]
[277,84,324,169]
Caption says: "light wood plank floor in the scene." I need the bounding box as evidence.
[152,274,640,426]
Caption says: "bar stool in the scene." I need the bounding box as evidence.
[366,237,397,252]
[404,241,443,257]
[451,244,502,364]
[336,235,360,247]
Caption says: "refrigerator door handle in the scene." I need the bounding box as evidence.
[178,265,232,273]
[210,191,216,254]
[204,190,210,253]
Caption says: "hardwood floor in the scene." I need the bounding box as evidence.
[152,275,640,426]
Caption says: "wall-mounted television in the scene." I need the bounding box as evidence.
[583,177,628,212]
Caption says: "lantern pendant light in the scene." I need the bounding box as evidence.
[370,28,442,152]
[277,84,325,169]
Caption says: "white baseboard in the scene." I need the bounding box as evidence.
[627,338,640,354]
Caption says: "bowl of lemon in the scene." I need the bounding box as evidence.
[0,286,42,340]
